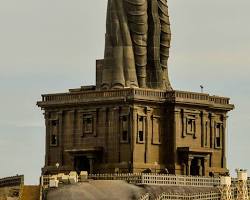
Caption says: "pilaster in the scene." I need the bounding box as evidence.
[210,113,216,149]
[44,112,50,167]
[201,111,209,147]
[58,111,64,166]
[131,106,138,171]
[222,114,228,168]
[173,108,181,165]
[145,106,153,163]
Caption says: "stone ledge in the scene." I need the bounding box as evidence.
[37,87,234,111]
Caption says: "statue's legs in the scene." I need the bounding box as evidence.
[125,0,148,88]
[103,0,126,89]
[103,0,171,90]
[115,0,138,88]
[110,0,126,89]
[103,0,139,89]
[102,0,114,89]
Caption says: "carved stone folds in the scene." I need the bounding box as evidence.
[102,0,172,90]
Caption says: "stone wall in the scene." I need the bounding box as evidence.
[38,88,234,176]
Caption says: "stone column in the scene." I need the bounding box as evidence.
[58,111,64,166]
[203,156,209,176]
[106,108,111,163]
[173,108,181,168]
[99,108,108,163]
[145,107,152,163]
[108,107,116,164]
[93,110,97,137]
[182,163,187,175]
[222,115,228,168]
[201,111,208,147]
[131,106,138,172]
[197,159,202,176]
[44,112,50,167]
[88,157,94,174]
[113,106,120,163]
[69,110,76,148]
[210,114,216,149]
[187,156,193,176]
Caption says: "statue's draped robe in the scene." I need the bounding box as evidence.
[102,0,171,90]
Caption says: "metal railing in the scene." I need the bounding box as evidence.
[41,173,220,188]
[0,175,24,188]
[89,173,142,184]
[248,178,250,197]
[155,192,221,200]
[141,174,220,187]
[41,173,250,200]
[138,193,150,200]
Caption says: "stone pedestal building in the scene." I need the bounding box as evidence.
[37,60,234,176]
[37,1,234,176]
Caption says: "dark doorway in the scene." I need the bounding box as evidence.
[74,156,90,173]
[190,158,199,176]
[190,158,204,176]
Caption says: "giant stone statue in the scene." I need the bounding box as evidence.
[101,0,172,90]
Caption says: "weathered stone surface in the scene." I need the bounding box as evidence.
[37,88,234,176]
[101,0,172,90]
[37,1,235,178]
[46,180,219,200]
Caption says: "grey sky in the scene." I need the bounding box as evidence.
[0,0,249,184]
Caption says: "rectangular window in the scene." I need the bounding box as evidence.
[123,116,127,122]
[51,120,57,126]
[50,120,58,146]
[205,121,208,147]
[83,115,93,134]
[137,115,145,143]
[186,117,196,135]
[122,131,128,141]
[120,115,129,143]
[138,131,144,142]
[51,135,57,145]
[215,123,222,148]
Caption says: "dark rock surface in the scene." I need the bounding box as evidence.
[46,180,219,200]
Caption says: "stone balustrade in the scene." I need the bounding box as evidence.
[138,193,150,200]
[141,174,220,187]
[89,173,142,184]
[0,175,24,188]
[38,88,231,107]
[41,173,221,188]
[155,192,221,200]
[41,173,249,200]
